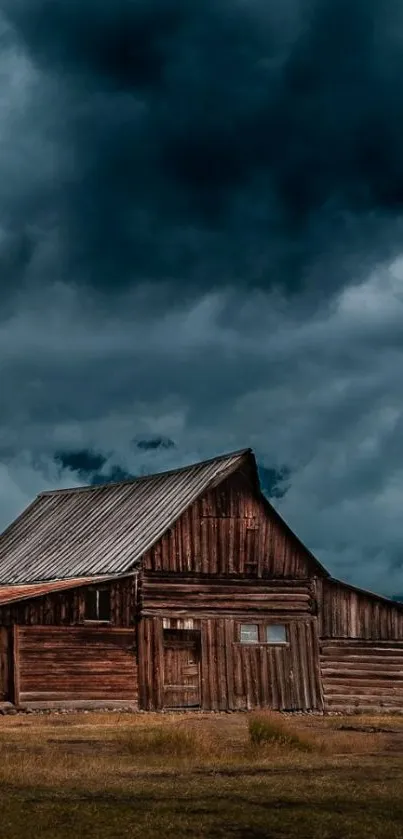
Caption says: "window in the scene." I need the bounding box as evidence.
[266,624,287,644]
[240,624,259,643]
[84,587,111,622]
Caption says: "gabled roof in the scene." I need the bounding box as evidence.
[0,449,250,584]
[0,447,401,614]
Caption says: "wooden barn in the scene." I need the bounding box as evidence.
[0,448,403,714]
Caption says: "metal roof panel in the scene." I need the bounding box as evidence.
[0,449,250,584]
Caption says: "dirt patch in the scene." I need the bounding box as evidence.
[46,738,117,753]
[336,724,402,734]
[382,734,403,754]
[331,724,403,755]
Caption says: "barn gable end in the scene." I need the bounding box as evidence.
[142,465,326,579]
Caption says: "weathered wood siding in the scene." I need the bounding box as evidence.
[141,574,315,616]
[204,617,323,712]
[317,578,403,640]
[0,577,137,627]
[143,472,320,578]
[138,615,323,712]
[320,639,403,712]
[137,616,164,711]
[16,626,138,704]
[163,629,201,708]
[0,627,9,701]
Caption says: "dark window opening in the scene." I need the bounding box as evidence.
[84,587,111,622]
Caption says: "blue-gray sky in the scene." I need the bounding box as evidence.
[1,0,403,595]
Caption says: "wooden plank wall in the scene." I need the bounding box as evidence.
[142,471,319,578]
[320,639,403,712]
[0,627,9,701]
[137,616,164,711]
[203,618,323,711]
[317,578,403,640]
[141,574,314,616]
[0,577,137,628]
[16,626,138,704]
[138,615,323,712]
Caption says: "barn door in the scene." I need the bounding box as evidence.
[163,629,201,708]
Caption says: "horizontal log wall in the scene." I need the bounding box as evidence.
[317,578,403,640]
[0,577,137,628]
[141,574,314,615]
[143,471,319,578]
[17,626,138,704]
[138,615,323,712]
[320,639,403,712]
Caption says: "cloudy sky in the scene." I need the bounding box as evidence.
[1,0,403,596]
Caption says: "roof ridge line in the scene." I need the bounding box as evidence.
[0,449,253,584]
[37,448,252,497]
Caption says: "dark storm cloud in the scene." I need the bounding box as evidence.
[2,0,403,298]
[2,1,403,599]
[54,437,175,484]
[134,437,176,450]
[55,449,135,484]
[55,448,106,477]
[1,273,403,595]
[4,0,190,89]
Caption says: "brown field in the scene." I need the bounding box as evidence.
[1,710,403,838]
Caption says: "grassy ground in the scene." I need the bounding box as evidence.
[1,711,403,838]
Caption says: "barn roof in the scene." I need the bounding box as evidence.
[0,447,401,613]
[0,575,117,606]
[0,448,251,584]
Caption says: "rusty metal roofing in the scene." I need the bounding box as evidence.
[0,575,120,606]
[0,449,251,584]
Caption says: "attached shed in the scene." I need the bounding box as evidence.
[0,448,402,713]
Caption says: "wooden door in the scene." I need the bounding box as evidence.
[163,629,201,708]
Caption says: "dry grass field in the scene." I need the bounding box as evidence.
[1,709,403,838]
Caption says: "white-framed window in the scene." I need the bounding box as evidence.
[240,623,259,643]
[84,587,111,622]
[266,624,287,644]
